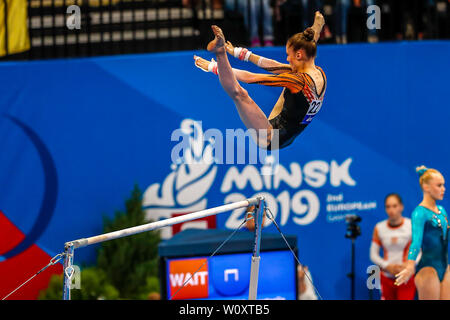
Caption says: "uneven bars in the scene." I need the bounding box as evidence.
[65,197,260,249]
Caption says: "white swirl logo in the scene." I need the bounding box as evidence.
[143,119,217,239]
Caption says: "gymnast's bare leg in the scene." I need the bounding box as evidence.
[207,25,273,149]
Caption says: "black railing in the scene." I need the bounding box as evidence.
[276,0,449,44]
[1,0,449,61]
[22,0,225,60]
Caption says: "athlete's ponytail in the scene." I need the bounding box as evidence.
[287,27,317,59]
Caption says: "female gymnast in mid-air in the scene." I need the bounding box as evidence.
[395,166,449,299]
[194,11,327,150]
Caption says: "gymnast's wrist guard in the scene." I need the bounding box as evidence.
[233,47,252,62]
[208,60,218,75]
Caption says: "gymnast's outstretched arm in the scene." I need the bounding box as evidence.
[194,56,278,83]
[193,55,256,82]
[225,41,292,74]
[311,11,325,43]
[224,11,325,75]
[194,55,304,93]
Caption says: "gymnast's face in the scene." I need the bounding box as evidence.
[423,173,446,201]
[286,45,302,69]
[384,196,403,222]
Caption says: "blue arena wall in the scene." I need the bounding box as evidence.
[0,41,449,300]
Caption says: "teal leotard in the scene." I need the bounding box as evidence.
[407,205,449,281]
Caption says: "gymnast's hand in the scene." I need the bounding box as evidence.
[225,41,235,56]
[193,55,218,75]
[394,261,415,286]
[314,11,325,28]
[193,55,210,71]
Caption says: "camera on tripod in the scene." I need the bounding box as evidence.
[345,214,362,239]
[345,213,362,299]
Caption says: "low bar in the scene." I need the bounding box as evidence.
[65,197,260,249]
[62,196,263,300]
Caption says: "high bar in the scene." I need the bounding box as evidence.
[65,197,262,249]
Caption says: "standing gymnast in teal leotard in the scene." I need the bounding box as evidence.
[395,166,450,299]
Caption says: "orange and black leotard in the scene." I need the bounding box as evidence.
[249,67,327,149]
